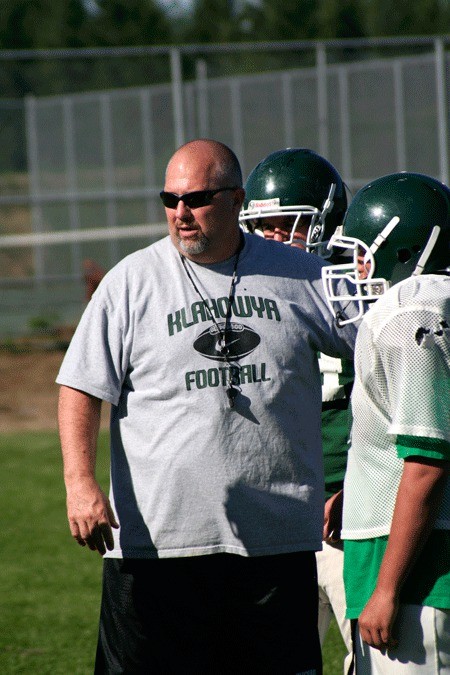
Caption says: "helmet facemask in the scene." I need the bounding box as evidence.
[240,183,337,258]
[322,224,391,325]
[322,215,445,326]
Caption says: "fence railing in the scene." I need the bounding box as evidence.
[0,36,448,338]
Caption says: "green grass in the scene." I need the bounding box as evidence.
[0,431,110,674]
[322,617,347,673]
[0,430,346,674]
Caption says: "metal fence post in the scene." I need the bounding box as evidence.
[393,59,406,171]
[24,94,45,287]
[282,72,295,148]
[338,65,352,193]
[140,88,158,223]
[63,97,83,279]
[230,78,245,171]
[100,92,119,264]
[196,59,209,138]
[434,37,449,185]
[170,47,185,148]
[316,42,329,158]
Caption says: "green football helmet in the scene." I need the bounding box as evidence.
[322,172,450,325]
[240,148,347,258]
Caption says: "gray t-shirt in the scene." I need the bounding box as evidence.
[57,233,358,558]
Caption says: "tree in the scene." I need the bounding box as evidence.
[180,0,245,43]
[241,0,319,41]
[363,0,450,36]
[0,0,91,49]
[90,0,172,46]
[316,0,366,39]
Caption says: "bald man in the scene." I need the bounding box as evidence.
[57,139,358,673]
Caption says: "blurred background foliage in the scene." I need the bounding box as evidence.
[0,0,448,61]
[0,0,448,98]
[0,0,447,98]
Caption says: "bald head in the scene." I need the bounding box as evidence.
[166,139,243,190]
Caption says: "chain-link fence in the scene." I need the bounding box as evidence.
[0,36,448,338]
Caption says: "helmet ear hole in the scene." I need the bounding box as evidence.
[397,248,412,263]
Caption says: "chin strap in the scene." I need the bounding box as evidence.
[369,216,400,255]
[412,225,441,276]
[321,183,336,223]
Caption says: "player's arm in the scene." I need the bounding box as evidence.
[323,489,343,542]
[58,385,119,556]
[358,454,449,650]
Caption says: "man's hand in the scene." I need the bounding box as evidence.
[58,386,119,556]
[66,476,119,556]
[323,489,343,542]
[358,588,399,650]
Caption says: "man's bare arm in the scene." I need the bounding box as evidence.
[323,489,343,542]
[58,385,119,556]
[358,457,448,650]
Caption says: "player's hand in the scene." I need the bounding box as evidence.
[323,489,343,542]
[65,477,119,556]
[358,588,399,651]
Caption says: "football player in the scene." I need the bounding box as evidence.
[240,147,347,256]
[241,147,354,673]
[323,172,450,673]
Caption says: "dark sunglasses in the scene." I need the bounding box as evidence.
[159,186,238,209]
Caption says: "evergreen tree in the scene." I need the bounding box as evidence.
[180,0,244,43]
[316,0,366,39]
[363,0,450,36]
[242,0,319,41]
[0,0,93,49]
[90,0,172,46]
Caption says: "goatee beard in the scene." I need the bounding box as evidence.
[177,231,209,255]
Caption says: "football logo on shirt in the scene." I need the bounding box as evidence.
[193,322,261,362]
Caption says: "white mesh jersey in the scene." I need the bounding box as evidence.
[342,274,450,540]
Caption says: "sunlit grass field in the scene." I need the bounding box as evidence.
[0,431,346,674]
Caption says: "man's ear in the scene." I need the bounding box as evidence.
[233,187,246,210]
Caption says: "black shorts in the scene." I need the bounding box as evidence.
[95,551,321,674]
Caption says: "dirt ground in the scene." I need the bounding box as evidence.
[0,347,110,433]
